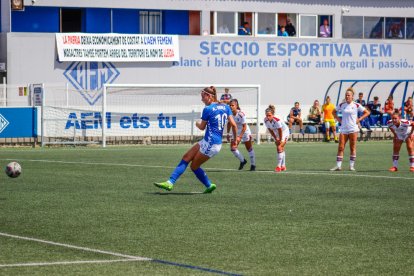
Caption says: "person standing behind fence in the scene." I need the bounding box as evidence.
[404,97,414,120]
[387,112,414,172]
[227,99,256,171]
[154,86,237,193]
[330,87,370,171]
[355,92,371,133]
[220,88,233,105]
[265,105,290,172]
[321,96,338,142]
[383,95,394,125]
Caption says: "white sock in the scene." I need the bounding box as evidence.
[248,149,256,166]
[277,152,284,167]
[350,155,356,167]
[232,149,245,162]
[409,156,414,167]
[282,152,286,166]
[393,155,399,167]
[336,156,343,168]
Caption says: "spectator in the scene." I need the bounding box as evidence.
[321,96,338,142]
[383,95,395,124]
[388,23,403,39]
[319,19,331,38]
[278,26,288,37]
[355,92,371,132]
[308,100,321,123]
[288,101,304,135]
[220,88,233,105]
[404,97,414,120]
[285,17,296,36]
[238,22,252,36]
[367,96,383,126]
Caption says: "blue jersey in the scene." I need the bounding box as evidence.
[201,103,232,145]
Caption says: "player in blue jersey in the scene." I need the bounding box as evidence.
[154,86,237,193]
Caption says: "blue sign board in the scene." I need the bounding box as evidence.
[0,108,37,138]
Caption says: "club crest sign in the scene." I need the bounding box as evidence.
[64,61,120,105]
[0,113,9,134]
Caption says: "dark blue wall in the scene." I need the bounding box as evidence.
[163,10,189,35]
[12,6,60,32]
[113,9,139,34]
[84,8,111,33]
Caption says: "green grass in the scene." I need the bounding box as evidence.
[0,141,413,275]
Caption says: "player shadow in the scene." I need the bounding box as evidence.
[147,192,204,196]
[0,198,6,201]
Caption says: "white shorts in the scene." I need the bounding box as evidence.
[396,134,410,142]
[273,130,289,142]
[231,132,252,143]
[339,127,359,135]
[198,139,222,158]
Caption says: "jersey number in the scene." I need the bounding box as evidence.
[215,113,228,130]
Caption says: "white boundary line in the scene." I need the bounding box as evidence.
[0,259,142,268]
[0,232,151,261]
[2,158,413,181]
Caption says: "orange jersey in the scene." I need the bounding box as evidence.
[322,103,335,120]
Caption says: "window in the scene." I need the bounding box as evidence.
[61,8,83,33]
[318,15,333,38]
[215,12,236,34]
[407,18,414,39]
[256,13,276,35]
[299,15,317,37]
[386,17,405,39]
[139,10,162,34]
[342,16,363,39]
[364,17,384,39]
[279,13,297,37]
[238,12,253,35]
[189,11,201,35]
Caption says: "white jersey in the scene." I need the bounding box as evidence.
[234,110,251,136]
[387,119,412,141]
[264,116,289,140]
[336,102,365,134]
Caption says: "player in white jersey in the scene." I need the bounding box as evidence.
[227,99,256,171]
[264,105,290,172]
[387,112,414,172]
[331,87,370,171]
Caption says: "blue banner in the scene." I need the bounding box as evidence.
[0,108,37,138]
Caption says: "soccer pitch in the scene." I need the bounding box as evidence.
[0,142,413,275]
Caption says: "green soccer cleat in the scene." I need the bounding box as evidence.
[153,181,173,191]
[203,183,216,194]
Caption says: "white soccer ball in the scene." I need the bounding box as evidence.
[5,162,22,178]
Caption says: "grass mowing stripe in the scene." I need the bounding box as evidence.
[0,259,141,268]
[0,232,243,275]
[2,158,413,181]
